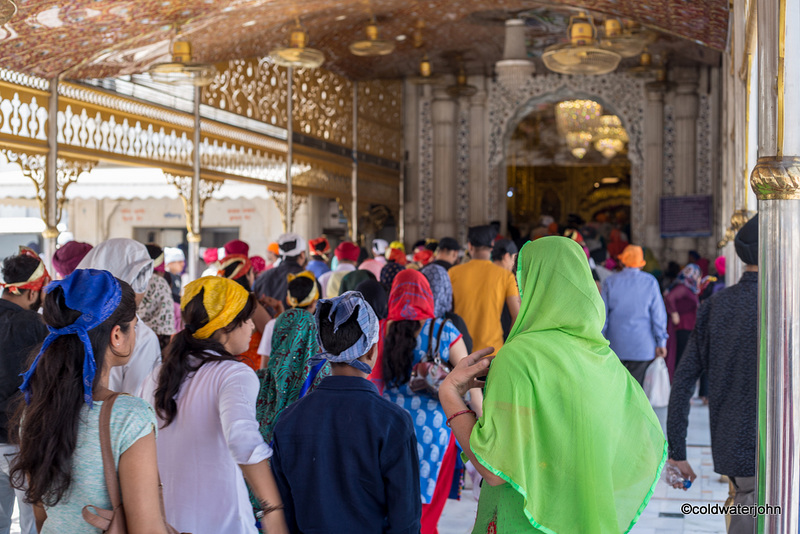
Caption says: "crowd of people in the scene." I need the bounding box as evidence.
[0,211,758,533]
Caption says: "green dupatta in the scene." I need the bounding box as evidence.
[470,237,666,533]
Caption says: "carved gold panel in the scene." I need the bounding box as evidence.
[203,58,289,128]
[293,67,353,147]
[357,80,403,162]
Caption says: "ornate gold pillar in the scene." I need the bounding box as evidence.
[752,1,800,532]
[43,78,59,266]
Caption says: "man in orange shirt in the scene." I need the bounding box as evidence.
[449,226,520,355]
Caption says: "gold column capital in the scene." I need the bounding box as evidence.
[750,156,800,200]
[41,226,59,239]
[187,233,202,243]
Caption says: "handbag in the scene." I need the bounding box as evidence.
[82,393,186,534]
[643,357,671,408]
[408,318,453,399]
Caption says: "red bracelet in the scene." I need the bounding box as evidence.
[446,409,476,427]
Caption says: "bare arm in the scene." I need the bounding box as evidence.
[240,460,288,534]
[118,430,169,534]
[447,338,484,418]
[506,296,521,326]
[439,348,505,486]
[33,503,46,532]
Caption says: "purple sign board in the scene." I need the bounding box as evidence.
[660,195,713,238]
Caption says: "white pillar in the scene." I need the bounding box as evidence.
[469,80,488,228]
[43,78,59,268]
[188,86,202,280]
[752,1,800,532]
[431,83,456,238]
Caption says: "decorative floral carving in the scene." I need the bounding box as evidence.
[203,58,289,128]
[164,173,223,234]
[418,97,434,238]
[663,104,676,196]
[456,103,471,245]
[358,80,403,162]
[270,191,308,232]
[487,72,646,240]
[695,94,712,195]
[293,67,353,146]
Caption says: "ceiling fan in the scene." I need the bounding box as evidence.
[350,17,396,56]
[148,29,217,86]
[542,13,621,76]
[269,19,325,69]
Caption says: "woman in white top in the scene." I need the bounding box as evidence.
[140,276,287,534]
[11,268,168,533]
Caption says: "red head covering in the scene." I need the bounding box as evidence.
[0,247,51,294]
[335,241,360,262]
[224,239,249,257]
[388,269,435,321]
[412,249,434,266]
[203,247,218,265]
[386,247,407,266]
[309,237,331,257]
[52,241,93,278]
[217,254,251,280]
[250,256,266,274]
[714,256,726,277]
[607,229,629,259]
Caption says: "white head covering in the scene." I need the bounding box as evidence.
[164,247,186,264]
[372,239,388,256]
[278,233,305,257]
[77,238,154,294]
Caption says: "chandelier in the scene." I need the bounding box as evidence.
[592,115,628,159]
[555,100,602,137]
[566,131,593,159]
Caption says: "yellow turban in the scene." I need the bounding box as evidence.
[182,276,250,339]
[286,271,319,308]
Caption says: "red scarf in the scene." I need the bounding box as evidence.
[388,270,435,321]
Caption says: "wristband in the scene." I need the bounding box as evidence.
[446,409,476,427]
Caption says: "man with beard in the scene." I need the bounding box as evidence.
[0,248,49,534]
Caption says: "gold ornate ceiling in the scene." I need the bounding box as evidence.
[0,0,728,81]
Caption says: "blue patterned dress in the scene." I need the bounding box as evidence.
[383,317,462,504]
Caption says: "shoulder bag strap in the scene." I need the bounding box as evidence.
[434,319,452,366]
[99,393,122,511]
[425,318,438,361]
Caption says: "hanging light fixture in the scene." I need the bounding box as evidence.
[555,100,603,160]
[628,49,656,77]
[409,53,444,85]
[149,31,218,87]
[592,114,628,159]
[0,0,16,26]
[269,19,325,69]
[600,19,653,58]
[446,64,478,98]
[542,13,621,76]
[349,17,395,56]
[566,131,593,159]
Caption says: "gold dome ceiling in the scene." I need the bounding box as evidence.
[0,0,728,81]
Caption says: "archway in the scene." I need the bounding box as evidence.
[486,73,645,241]
[505,98,633,242]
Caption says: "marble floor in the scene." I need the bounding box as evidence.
[440,399,730,534]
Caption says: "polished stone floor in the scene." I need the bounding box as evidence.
[440,400,729,534]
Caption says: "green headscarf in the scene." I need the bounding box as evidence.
[255,309,330,444]
[339,269,377,295]
[470,236,666,533]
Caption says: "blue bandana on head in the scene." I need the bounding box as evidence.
[19,269,122,408]
[314,291,379,374]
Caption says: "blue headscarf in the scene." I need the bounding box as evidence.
[19,269,122,408]
[314,291,379,374]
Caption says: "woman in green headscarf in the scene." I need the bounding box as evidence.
[440,236,666,533]
[250,307,330,520]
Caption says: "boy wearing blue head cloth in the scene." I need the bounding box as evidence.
[271,291,421,533]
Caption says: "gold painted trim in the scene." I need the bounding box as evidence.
[744,53,753,211]
[777,0,786,157]
[750,156,800,200]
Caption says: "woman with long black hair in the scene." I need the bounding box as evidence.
[382,269,479,534]
[140,276,287,534]
[10,269,169,533]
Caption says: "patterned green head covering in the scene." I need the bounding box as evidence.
[471,236,666,533]
[256,308,330,444]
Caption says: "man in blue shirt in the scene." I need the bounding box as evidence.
[601,244,668,386]
[271,291,421,533]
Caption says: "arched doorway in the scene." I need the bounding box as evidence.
[505,99,632,240]
[486,73,645,241]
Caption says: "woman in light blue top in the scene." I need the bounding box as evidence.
[10,269,168,534]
